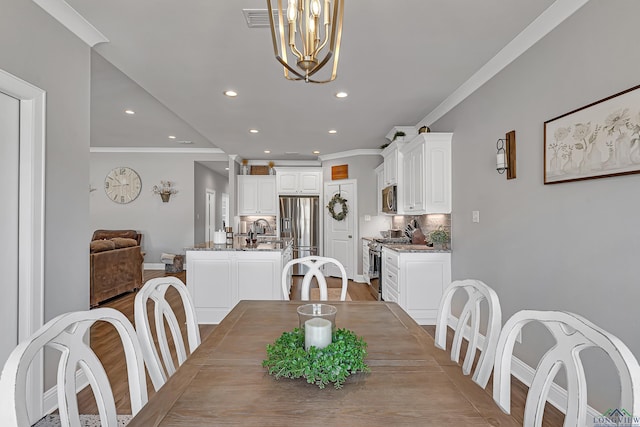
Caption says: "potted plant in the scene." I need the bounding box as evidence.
[429,226,449,250]
[152,181,178,202]
[392,131,406,142]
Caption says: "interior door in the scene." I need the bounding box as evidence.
[323,180,357,279]
[0,90,20,368]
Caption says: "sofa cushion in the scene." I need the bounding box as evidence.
[90,239,116,253]
[110,237,138,249]
[92,229,139,241]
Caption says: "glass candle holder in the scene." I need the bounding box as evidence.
[297,303,337,331]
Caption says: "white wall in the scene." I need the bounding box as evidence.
[432,0,640,411]
[90,152,228,263]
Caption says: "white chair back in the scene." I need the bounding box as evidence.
[493,310,640,427]
[434,279,502,388]
[281,256,348,301]
[0,308,148,427]
[134,276,201,391]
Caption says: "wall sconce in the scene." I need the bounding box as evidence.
[152,181,178,202]
[496,130,516,179]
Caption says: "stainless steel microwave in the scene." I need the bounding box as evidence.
[382,185,397,214]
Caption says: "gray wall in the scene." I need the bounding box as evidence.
[194,162,229,244]
[431,0,640,411]
[0,1,90,319]
[90,152,228,262]
[1,0,91,390]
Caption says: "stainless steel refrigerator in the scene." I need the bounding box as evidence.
[280,196,319,274]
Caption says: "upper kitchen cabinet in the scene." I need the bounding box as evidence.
[275,167,322,195]
[238,175,277,215]
[400,133,452,214]
[381,142,404,187]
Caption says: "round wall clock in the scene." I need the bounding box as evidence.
[104,166,142,204]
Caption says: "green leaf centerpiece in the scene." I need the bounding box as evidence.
[262,328,369,389]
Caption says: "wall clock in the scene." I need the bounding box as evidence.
[104,166,142,204]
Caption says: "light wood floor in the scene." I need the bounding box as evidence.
[76,270,563,426]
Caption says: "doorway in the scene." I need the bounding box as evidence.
[0,68,46,423]
[205,189,216,242]
[323,180,357,280]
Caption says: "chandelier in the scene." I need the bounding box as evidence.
[267,0,344,83]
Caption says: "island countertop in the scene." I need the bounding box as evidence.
[186,236,293,252]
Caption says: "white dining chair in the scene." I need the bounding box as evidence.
[493,310,640,427]
[434,279,502,388]
[281,256,348,301]
[0,307,148,427]
[134,276,201,391]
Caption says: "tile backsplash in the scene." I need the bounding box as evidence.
[391,214,451,245]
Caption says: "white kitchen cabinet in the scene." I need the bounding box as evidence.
[186,247,290,323]
[381,247,451,325]
[237,175,277,215]
[401,142,425,213]
[381,142,403,187]
[399,133,451,214]
[275,167,321,195]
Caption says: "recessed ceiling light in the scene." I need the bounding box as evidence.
[224,90,238,97]
[249,129,259,134]
[335,92,348,98]
[264,150,271,154]
[168,135,176,139]
[225,167,229,170]
[313,150,320,154]
[328,129,337,134]
[125,109,135,115]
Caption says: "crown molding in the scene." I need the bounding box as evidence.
[90,147,226,154]
[419,0,591,127]
[33,0,109,47]
[318,149,382,162]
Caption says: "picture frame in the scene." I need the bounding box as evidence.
[544,83,640,184]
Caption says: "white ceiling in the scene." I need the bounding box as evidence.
[69,0,560,160]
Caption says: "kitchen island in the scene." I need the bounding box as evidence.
[186,237,293,323]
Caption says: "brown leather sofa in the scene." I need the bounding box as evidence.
[90,229,144,307]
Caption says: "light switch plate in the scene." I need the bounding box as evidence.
[472,211,479,223]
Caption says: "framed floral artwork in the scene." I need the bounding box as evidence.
[544,83,640,184]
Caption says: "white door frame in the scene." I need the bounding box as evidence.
[0,68,46,421]
[205,189,216,242]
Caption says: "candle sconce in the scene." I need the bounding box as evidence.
[496,130,516,179]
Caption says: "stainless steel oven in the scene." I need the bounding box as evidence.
[368,241,382,300]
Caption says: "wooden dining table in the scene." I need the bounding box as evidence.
[128,300,520,426]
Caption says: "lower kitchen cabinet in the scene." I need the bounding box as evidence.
[381,247,451,325]
[186,246,291,323]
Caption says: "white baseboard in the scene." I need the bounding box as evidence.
[42,370,88,416]
[446,315,599,419]
[353,274,366,283]
[144,263,165,270]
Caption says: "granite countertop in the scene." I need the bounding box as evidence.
[383,243,451,254]
[187,236,293,252]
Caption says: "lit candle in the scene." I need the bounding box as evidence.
[304,317,332,350]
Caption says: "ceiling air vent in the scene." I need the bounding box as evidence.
[177,140,193,145]
[242,9,279,28]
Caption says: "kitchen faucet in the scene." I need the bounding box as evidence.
[253,218,273,235]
